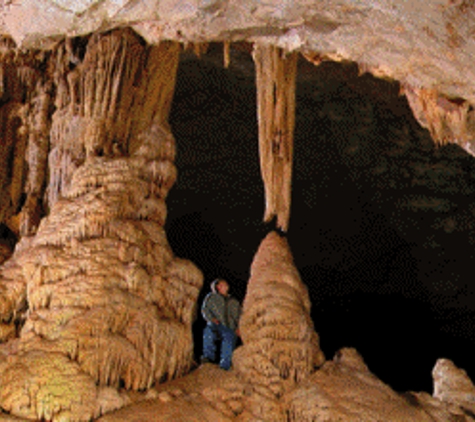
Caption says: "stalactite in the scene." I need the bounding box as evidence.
[404,85,474,152]
[0,37,50,244]
[127,41,181,151]
[223,41,231,68]
[253,44,297,232]
[47,29,147,210]
[192,42,209,59]
[302,52,324,68]
[80,29,144,156]
[0,102,26,234]
[20,81,54,236]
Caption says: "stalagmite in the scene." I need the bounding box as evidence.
[0,128,202,420]
[253,44,298,232]
[283,348,459,422]
[433,358,475,415]
[233,231,325,421]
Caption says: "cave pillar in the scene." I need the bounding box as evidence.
[0,30,203,421]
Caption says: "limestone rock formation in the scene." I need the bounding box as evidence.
[404,85,475,155]
[94,232,475,422]
[99,230,326,422]
[3,1,475,152]
[253,44,297,231]
[0,123,202,421]
[433,358,475,416]
[232,231,325,421]
[3,2,475,220]
[0,1,474,100]
[1,1,475,419]
[97,364,245,422]
[0,29,204,421]
[0,36,47,238]
[284,347,475,422]
[96,354,475,421]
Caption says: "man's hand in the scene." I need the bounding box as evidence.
[212,319,220,325]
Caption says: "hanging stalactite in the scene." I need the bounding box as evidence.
[253,43,298,232]
[403,85,474,151]
[223,41,231,68]
[21,81,54,236]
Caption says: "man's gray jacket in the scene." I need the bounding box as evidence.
[201,293,241,331]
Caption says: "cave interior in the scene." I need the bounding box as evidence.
[0,32,473,399]
[166,42,475,393]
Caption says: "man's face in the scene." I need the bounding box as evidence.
[217,281,229,296]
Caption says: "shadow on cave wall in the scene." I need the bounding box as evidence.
[166,43,475,392]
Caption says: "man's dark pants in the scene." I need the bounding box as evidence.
[202,323,237,370]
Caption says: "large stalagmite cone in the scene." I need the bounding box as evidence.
[233,231,325,422]
[0,123,203,421]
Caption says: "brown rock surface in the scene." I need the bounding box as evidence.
[284,348,473,422]
[0,29,203,421]
[232,231,325,421]
[0,3,475,420]
[98,364,243,422]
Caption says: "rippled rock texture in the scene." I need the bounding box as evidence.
[0,29,203,420]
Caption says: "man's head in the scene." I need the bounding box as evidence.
[212,279,229,296]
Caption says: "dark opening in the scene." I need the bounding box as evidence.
[166,43,475,392]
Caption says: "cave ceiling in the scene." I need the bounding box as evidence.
[1,0,474,100]
[2,0,475,164]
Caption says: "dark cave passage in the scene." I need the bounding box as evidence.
[166,43,475,393]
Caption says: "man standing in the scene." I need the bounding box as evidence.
[201,279,241,370]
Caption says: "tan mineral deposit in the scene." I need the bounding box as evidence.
[0,1,473,421]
